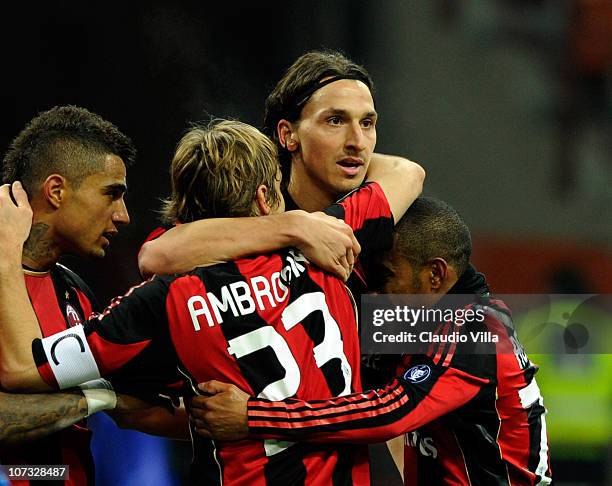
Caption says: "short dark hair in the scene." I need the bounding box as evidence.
[263,50,374,180]
[2,105,136,194]
[392,197,472,276]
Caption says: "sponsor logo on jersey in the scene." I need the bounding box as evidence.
[404,364,431,383]
[65,304,82,327]
[405,430,438,458]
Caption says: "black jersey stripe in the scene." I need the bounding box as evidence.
[526,400,547,474]
[48,266,91,330]
[189,433,222,486]
[332,446,355,486]
[249,375,442,437]
[249,381,407,420]
[263,443,308,486]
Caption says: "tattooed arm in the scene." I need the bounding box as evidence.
[0,390,88,446]
[0,389,190,445]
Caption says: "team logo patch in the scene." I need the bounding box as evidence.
[404,364,431,383]
[65,304,82,327]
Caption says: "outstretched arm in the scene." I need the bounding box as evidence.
[139,210,360,281]
[190,364,487,443]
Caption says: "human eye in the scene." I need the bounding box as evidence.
[327,115,343,126]
[106,188,125,201]
[361,118,375,129]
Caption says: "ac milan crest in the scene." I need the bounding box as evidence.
[65,303,83,327]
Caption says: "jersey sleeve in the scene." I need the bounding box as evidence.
[323,182,394,258]
[32,275,177,389]
[137,224,175,276]
[245,304,518,444]
[141,224,174,246]
[246,359,489,444]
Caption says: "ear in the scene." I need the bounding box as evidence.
[42,174,68,209]
[255,184,272,216]
[277,120,298,152]
[427,258,450,292]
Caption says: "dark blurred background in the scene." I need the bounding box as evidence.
[2,1,610,485]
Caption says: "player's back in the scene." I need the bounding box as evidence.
[165,248,370,485]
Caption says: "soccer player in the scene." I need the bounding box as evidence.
[136,47,424,485]
[189,198,553,486]
[0,106,136,485]
[0,106,355,484]
[137,50,424,295]
[0,107,358,485]
[0,119,420,485]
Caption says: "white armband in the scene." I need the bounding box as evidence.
[39,325,101,389]
[80,378,117,416]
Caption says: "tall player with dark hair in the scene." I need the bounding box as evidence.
[138,50,422,295]
[189,198,553,486]
[136,47,425,485]
[0,119,422,485]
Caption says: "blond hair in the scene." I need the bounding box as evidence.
[162,119,282,223]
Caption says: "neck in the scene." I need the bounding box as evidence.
[287,163,336,212]
[440,278,459,296]
[22,221,61,271]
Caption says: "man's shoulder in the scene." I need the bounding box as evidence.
[143,223,175,245]
[192,248,307,277]
[468,297,515,334]
[53,263,92,292]
[184,248,345,294]
[325,182,394,260]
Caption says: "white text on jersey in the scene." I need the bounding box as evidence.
[188,250,308,331]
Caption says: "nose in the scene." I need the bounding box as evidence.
[345,121,367,153]
[112,198,130,225]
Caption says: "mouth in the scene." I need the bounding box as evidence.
[101,231,116,247]
[337,158,364,176]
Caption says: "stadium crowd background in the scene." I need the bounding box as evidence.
[1,1,610,485]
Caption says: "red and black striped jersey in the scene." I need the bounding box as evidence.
[244,300,552,486]
[33,182,394,486]
[1,264,98,486]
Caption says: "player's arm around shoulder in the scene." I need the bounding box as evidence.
[366,153,425,223]
[138,212,359,281]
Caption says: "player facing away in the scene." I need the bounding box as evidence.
[0,119,420,485]
[190,198,553,486]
